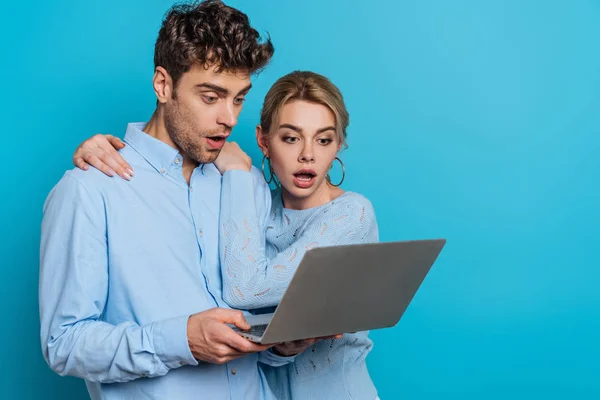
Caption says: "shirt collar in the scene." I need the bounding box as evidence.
[123,122,180,175]
[123,122,223,178]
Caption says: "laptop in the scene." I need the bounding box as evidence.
[232,239,446,344]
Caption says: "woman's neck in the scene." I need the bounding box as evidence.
[281,183,345,210]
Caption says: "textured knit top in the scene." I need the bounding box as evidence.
[219,170,379,400]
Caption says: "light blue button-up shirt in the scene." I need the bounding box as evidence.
[39,123,288,400]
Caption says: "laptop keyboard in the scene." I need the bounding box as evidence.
[239,324,268,337]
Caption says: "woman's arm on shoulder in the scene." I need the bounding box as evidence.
[72,134,133,180]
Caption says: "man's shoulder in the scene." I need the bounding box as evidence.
[42,168,110,214]
[60,166,119,192]
[49,163,135,205]
[59,146,145,190]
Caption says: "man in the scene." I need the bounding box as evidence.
[39,1,311,399]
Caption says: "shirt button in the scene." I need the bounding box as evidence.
[179,361,186,366]
[175,157,181,164]
[231,368,237,375]
[160,168,166,174]
[197,229,203,237]
[189,186,193,192]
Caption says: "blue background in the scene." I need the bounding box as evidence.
[1,0,598,398]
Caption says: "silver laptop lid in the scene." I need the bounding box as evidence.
[260,239,446,344]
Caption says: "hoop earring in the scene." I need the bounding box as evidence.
[261,155,273,184]
[261,155,280,187]
[328,157,345,187]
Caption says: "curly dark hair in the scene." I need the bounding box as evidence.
[154,0,274,86]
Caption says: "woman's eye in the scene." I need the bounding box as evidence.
[283,136,299,143]
[318,138,333,145]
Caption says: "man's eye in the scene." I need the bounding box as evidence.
[234,97,246,105]
[203,96,218,104]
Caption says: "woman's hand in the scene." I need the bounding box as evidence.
[273,334,343,357]
[73,134,134,180]
[214,142,252,174]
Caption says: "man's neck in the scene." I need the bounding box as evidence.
[143,110,198,184]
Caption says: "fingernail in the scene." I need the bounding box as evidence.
[123,173,132,180]
[127,168,134,176]
[108,169,116,176]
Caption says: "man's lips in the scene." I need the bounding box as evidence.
[205,135,229,149]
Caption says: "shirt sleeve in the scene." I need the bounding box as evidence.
[219,170,379,310]
[39,172,198,384]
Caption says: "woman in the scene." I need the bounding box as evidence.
[73,71,380,400]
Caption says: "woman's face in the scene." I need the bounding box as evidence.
[259,100,341,208]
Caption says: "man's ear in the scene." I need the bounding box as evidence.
[152,66,174,103]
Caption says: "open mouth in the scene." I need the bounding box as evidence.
[206,135,227,149]
[293,171,316,181]
[293,169,317,188]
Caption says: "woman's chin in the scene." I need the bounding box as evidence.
[281,178,330,202]
[282,184,312,197]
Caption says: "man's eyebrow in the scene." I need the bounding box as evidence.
[237,83,252,96]
[195,83,229,95]
[194,83,253,97]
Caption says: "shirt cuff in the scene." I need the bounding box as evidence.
[258,347,297,367]
[152,315,198,369]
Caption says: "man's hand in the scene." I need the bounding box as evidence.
[273,334,343,357]
[214,142,252,174]
[187,308,272,364]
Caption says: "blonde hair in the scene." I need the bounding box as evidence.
[259,71,349,149]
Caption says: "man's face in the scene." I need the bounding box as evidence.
[164,65,251,164]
